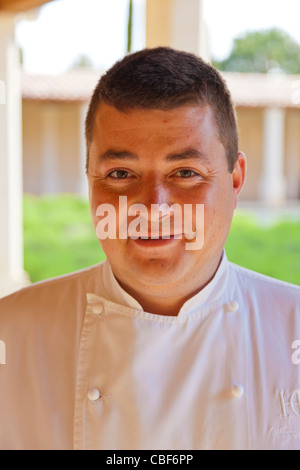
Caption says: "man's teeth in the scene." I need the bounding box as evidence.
[137,234,176,239]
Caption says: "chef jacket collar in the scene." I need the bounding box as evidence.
[101,250,229,316]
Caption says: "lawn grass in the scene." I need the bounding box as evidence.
[225,211,300,285]
[23,194,300,286]
[23,194,104,283]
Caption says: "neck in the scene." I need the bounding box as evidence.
[114,254,223,316]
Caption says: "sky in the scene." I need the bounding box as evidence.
[204,0,300,61]
[15,0,300,75]
[16,0,145,74]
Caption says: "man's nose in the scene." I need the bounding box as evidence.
[138,178,171,208]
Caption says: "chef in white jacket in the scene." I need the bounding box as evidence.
[0,47,300,450]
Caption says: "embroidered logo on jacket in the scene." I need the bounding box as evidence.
[268,427,300,440]
[268,390,300,442]
[279,390,300,418]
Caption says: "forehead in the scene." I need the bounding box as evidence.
[89,103,227,172]
[90,103,224,160]
[94,103,216,132]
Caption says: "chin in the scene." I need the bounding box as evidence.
[129,256,188,286]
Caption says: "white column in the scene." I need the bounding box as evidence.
[0,13,30,298]
[285,112,300,200]
[259,107,286,206]
[146,0,210,61]
[40,104,60,194]
[77,102,89,198]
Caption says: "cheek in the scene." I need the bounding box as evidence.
[89,185,112,225]
[89,197,100,231]
[201,183,234,231]
[205,203,234,246]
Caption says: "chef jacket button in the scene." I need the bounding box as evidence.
[232,384,244,398]
[92,304,103,315]
[227,300,239,313]
[88,388,101,401]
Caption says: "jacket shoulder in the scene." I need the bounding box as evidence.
[229,261,300,303]
[0,262,105,320]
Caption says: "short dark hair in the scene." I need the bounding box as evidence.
[85,47,238,172]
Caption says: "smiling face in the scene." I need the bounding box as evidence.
[88,103,245,313]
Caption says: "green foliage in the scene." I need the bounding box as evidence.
[214,28,300,74]
[70,54,94,69]
[23,195,300,286]
[23,194,104,282]
[127,0,133,53]
[225,211,300,285]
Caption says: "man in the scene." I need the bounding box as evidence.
[0,47,299,450]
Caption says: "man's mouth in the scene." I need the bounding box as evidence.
[131,232,182,239]
[130,234,182,248]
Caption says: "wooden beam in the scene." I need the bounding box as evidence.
[0,0,53,13]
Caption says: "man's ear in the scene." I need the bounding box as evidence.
[232,152,246,208]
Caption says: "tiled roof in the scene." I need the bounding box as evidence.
[223,72,300,108]
[21,68,300,108]
[21,68,102,102]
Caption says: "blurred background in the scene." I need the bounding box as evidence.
[0,0,299,298]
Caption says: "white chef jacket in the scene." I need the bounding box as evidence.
[0,251,300,450]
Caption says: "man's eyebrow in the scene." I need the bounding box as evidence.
[98,148,208,163]
[165,149,209,162]
[99,150,139,162]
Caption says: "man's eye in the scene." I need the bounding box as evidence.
[175,169,199,178]
[107,170,131,179]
